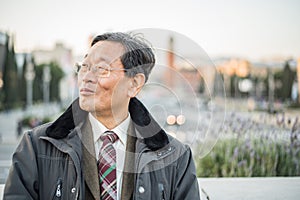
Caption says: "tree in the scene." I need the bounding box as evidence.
[32,61,43,102]
[2,33,19,109]
[49,61,64,102]
[32,61,64,103]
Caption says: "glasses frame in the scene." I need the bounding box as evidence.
[75,62,127,78]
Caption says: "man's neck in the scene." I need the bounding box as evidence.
[91,110,129,130]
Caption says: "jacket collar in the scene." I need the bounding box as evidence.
[46,97,169,151]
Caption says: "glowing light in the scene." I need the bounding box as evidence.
[176,115,186,125]
[167,115,176,125]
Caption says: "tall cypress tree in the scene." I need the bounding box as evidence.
[1,33,9,110]
[49,61,64,102]
[33,60,43,102]
[2,33,19,109]
[0,33,8,110]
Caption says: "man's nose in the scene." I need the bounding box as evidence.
[82,70,97,83]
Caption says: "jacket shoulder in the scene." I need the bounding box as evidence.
[166,133,191,154]
[26,122,53,141]
[32,122,52,135]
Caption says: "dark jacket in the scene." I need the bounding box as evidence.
[3,97,200,200]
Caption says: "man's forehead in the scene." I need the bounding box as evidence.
[84,40,125,61]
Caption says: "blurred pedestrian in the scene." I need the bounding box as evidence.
[4,32,200,199]
[16,120,22,137]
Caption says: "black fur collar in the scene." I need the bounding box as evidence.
[46,97,169,151]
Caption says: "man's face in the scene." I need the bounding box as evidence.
[78,41,132,117]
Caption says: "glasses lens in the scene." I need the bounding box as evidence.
[97,65,110,77]
[75,62,112,78]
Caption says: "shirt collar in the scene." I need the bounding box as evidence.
[89,113,129,145]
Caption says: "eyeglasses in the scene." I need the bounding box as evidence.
[74,62,127,78]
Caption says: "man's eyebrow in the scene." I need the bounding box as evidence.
[83,54,116,63]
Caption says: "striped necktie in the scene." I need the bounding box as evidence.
[98,131,118,200]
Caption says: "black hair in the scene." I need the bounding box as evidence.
[91,32,155,82]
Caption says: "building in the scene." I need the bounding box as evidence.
[157,36,216,98]
[215,57,299,108]
[32,42,75,104]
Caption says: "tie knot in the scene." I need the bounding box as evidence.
[100,131,119,143]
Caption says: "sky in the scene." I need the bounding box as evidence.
[0,0,300,61]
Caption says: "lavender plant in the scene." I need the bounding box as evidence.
[196,112,300,177]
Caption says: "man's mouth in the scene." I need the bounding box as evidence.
[80,87,96,95]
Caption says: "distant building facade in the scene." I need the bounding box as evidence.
[32,42,75,104]
[215,57,299,106]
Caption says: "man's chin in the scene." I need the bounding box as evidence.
[79,97,96,112]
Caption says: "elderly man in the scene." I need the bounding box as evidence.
[4,32,200,200]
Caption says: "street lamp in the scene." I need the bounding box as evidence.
[25,56,35,108]
[267,67,275,113]
[43,66,51,105]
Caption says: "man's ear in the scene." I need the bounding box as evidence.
[128,73,145,97]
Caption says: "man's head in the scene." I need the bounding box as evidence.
[91,32,155,83]
[77,32,155,123]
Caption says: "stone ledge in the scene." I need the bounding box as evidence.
[199,177,300,200]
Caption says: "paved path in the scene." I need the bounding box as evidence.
[0,103,62,185]
[0,103,61,144]
[199,177,300,200]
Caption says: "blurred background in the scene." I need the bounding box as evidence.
[0,0,300,199]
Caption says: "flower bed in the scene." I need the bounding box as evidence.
[196,112,300,177]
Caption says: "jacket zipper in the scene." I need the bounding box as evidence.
[40,134,82,199]
[54,178,62,199]
[158,183,166,200]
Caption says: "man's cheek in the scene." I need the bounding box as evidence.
[98,79,114,90]
[77,77,83,88]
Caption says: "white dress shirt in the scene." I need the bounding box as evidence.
[89,113,130,200]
